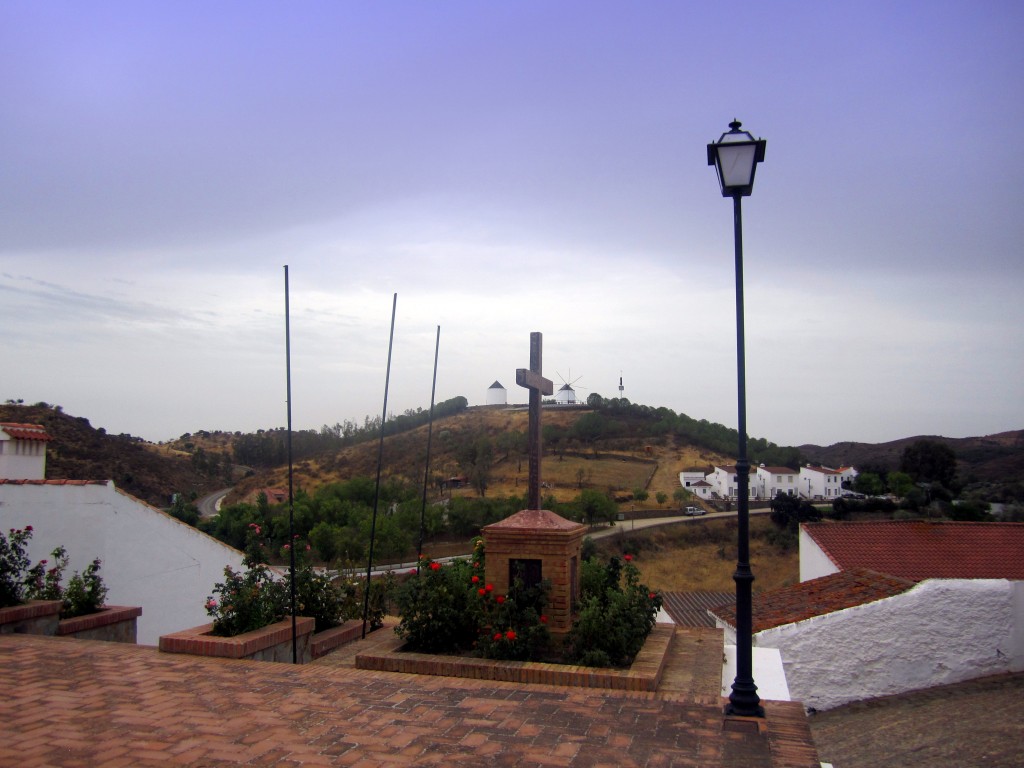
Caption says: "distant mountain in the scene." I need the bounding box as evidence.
[0,403,223,506]
[799,430,1024,488]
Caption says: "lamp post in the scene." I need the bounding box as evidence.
[708,119,766,718]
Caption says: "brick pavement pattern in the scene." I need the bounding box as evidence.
[0,629,819,767]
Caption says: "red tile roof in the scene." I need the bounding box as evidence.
[802,520,1024,581]
[0,423,52,441]
[711,568,916,632]
[482,508,584,531]
[0,479,107,486]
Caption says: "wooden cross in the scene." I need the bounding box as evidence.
[516,332,553,510]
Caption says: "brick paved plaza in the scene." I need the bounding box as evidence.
[0,622,819,767]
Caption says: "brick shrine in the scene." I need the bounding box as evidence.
[481,508,585,634]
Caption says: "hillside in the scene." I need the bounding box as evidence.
[0,403,225,506]
[800,430,1024,491]
[226,406,733,507]
[7,399,1022,509]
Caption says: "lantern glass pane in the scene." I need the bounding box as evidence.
[717,143,756,189]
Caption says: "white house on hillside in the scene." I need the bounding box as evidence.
[753,465,798,499]
[708,465,738,498]
[798,464,844,500]
[0,479,246,645]
[678,471,715,500]
[0,422,51,480]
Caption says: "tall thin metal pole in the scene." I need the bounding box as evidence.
[726,195,763,717]
[284,265,297,664]
[418,325,441,566]
[362,293,397,638]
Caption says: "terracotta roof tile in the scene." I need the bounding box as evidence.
[482,508,584,531]
[662,591,733,627]
[0,479,108,486]
[802,520,1024,580]
[0,423,52,441]
[711,568,916,632]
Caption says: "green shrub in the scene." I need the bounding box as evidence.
[61,558,108,619]
[0,526,35,607]
[4,530,108,618]
[473,576,550,661]
[564,555,661,668]
[393,557,481,653]
[205,561,287,637]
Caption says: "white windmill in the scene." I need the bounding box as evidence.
[554,369,586,405]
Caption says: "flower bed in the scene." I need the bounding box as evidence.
[56,605,142,643]
[0,599,62,636]
[159,616,316,663]
[356,621,676,692]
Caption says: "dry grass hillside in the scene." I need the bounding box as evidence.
[228,406,731,512]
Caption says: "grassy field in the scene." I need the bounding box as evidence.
[591,516,799,594]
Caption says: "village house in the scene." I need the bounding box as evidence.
[0,422,51,480]
[697,463,841,502]
[753,464,799,499]
[0,479,246,645]
[710,520,1024,710]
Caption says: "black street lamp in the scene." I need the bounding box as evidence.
[708,119,766,718]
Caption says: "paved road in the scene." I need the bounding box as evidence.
[196,487,232,517]
[588,508,771,540]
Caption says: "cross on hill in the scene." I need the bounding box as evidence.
[515,331,553,511]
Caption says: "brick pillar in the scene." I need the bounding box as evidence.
[481,508,585,635]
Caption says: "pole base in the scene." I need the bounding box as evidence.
[725,679,765,718]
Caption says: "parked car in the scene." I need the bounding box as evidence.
[685,506,705,516]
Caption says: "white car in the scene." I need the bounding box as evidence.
[685,506,705,516]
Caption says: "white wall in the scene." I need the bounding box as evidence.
[752,579,1024,711]
[0,481,246,645]
[798,527,840,581]
[0,437,46,480]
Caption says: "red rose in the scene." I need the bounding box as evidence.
[26,525,33,532]
[505,630,516,641]
[649,592,657,600]
[471,575,480,584]
[478,588,486,596]
[539,615,548,624]
[496,595,505,604]
[408,569,417,575]
[430,562,441,571]
[485,584,493,592]
[493,633,502,641]
[624,554,633,562]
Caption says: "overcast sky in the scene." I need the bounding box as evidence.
[2,1,1022,449]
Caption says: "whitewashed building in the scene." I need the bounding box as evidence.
[485,380,507,406]
[753,465,799,500]
[798,464,844,500]
[711,569,1024,711]
[0,422,51,480]
[0,479,246,645]
[709,465,739,498]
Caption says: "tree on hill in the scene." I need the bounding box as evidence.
[901,439,958,489]
[575,489,618,526]
[455,433,494,498]
[770,492,822,532]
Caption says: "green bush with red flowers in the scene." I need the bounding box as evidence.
[394,540,660,667]
[564,554,662,667]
